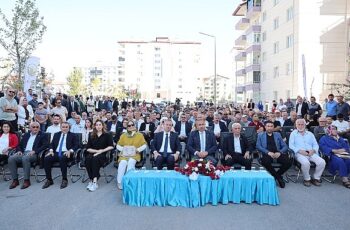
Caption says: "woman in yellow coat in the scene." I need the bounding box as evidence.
[116,120,147,190]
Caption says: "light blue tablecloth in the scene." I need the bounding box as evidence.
[122,170,279,208]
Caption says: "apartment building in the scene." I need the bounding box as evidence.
[117,37,202,102]
[233,0,350,104]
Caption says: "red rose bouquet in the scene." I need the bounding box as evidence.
[175,158,229,180]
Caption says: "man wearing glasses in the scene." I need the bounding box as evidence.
[0,87,18,131]
[8,122,49,189]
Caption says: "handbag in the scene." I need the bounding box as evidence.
[122,146,136,157]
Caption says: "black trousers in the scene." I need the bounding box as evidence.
[225,153,252,170]
[155,154,175,170]
[0,154,8,163]
[261,154,292,179]
[44,153,70,180]
[85,153,107,180]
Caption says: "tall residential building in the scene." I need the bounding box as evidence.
[117,37,202,102]
[81,64,120,96]
[233,0,350,104]
[201,74,232,103]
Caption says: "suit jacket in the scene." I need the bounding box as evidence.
[174,121,192,137]
[296,102,309,118]
[222,134,251,157]
[209,121,229,133]
[68,101,80,115]
[107,121,122,133]
[256,132,288,154]
[51,131,79,153]
[186,130,217,157]
[17,131,49,154]
[139,122,156,139]
[151,131,181,154]
[112,100,119,110]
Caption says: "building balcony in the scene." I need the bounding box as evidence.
[235,35,247,46]
[235,52,246,61]
[246,25,261,35]
[235,18,250,30]
[245,82,260,91]
[246,44,261,53]
[245,64,260,72]
[246,2,261,19]
[236,85,245,93]
[236,68,246,76]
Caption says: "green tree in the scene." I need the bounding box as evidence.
[0,0,47,89]
[67,67,84,96]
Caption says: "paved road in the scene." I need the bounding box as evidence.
[0,164,349,230]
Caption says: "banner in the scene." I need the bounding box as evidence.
[23,56,40,94]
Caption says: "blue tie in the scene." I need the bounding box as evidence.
[58,134,65,158]
[163,133,169,157]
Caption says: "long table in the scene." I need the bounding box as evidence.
[122,170,279,208]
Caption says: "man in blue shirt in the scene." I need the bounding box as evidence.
[326,94,337,120]
[336,95,350,121]
[289,119,326,187]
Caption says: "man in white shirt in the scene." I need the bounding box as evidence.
[51,99,68,121]
[46,114,61,141]
[71,115,85,134]
[332,114,350,141]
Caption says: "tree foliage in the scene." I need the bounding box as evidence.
[67,67,85,96]
[0,0,46,89]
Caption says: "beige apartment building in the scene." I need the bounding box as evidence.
[233,0,350,105]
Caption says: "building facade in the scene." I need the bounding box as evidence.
[233,0,350,104]
[201,74,233,103]
[117,37,202,102]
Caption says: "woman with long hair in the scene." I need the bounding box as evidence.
[82,118,93,146]
[85,120,114,192]
[17,97,34,132]
[0,122,19,163]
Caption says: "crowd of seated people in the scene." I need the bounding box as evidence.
[1,87,350,192]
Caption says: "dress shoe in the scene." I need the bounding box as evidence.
[9,179,19,189]
[42,180,54,189]
[60,180,68,189]
[276,177,286,188]
[311,179,322,186]
[303,180,312,187]
[21,180,31,189]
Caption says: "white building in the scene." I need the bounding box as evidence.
[201,74,233,103]
[117,37,202,102]
[233,0,350,104]
[81,64,120,96]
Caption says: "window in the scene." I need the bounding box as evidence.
[286,62,292,76]
[262,52,266,62]
[273,17,279,30]
[253,71,260,83]
[273,42,279,54]
[274,0,279,6]
[273,66,279,78]
[287,7,293,21]
[262,11,267,22]
[286,34,293,48]
[262,31,266,42]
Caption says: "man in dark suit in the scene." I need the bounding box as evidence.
[42,122,79,189]
[106,115,122,134]
[8,122,49,189]
[256,121,292,188]
[139,116,156,146]
[210,113,229,141]
[151,119,181,170]
[174,114,192,143]
[112,97,119,113]
[68,96,80,117]
[187,118,218,165]
[295,96,308,118]
[222,123,252,169]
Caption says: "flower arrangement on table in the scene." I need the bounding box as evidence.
[175,158,230,180]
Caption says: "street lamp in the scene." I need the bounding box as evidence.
[199,32,216,107]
